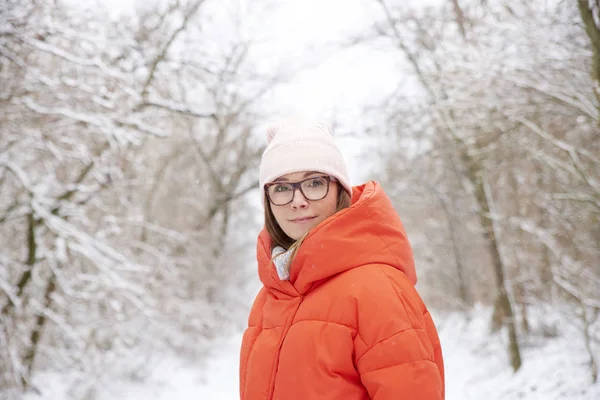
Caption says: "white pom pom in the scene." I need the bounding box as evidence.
[266,124,279,143]
[314,122,333,136]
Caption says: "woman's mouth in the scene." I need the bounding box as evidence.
[289,216,317,224]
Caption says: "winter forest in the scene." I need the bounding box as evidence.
[1,0,599,399]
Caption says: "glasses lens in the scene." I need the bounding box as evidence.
[268,183,294,205]
[301,176,329,200]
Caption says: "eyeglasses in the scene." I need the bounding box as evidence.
[265,175,336,206]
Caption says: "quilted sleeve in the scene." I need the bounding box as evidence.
[239,288,266,399]
[353,265,445,399]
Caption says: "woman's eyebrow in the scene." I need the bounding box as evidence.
[274,171,320,182]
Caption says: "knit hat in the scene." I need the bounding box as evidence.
[259,118,352,197]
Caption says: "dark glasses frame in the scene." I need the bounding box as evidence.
[264,175,337,206]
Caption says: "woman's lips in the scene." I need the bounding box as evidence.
[289,216,317,224]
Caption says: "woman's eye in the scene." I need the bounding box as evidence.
[308,178,325,187]
[274,185,291,192]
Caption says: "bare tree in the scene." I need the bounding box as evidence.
[362,0,599,376]
[578,0,600,110]
[0,0,281,397]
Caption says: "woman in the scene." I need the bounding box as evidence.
[240,118,445,399]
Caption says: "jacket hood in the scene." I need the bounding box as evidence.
[256,181,416,299]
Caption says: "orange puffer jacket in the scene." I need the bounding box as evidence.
[240,181,445,399]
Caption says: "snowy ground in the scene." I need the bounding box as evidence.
[22,306,600,400]
[102,334,243,400]
[439,307,599,400]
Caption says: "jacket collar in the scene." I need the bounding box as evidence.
[256,181,417,299]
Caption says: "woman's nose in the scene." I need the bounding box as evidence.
[291,188,308,209]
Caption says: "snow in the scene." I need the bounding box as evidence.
[21,334,242,400]
[439,307,600,400]
[97,334,242,400]
[20,306,600,400]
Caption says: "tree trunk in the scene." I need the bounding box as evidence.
[449,212,469,307]
[1,211,36,316]
[581,305,598,383]
[3,152,102,315]
[513,277,530,335]
[508,171,530,334]
[535,163,554,299]
[578,0,600,116]
[21,274,56,389]
[450,0,468,40]
[464,155,523,372]
[438,194,470,306]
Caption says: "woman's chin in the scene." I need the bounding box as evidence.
[284,226,311,241]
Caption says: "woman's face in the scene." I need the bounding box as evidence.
[268,171,339,241]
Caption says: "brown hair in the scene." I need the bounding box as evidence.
[265,183,352,270]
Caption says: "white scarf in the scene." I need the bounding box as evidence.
[271,246,292,281]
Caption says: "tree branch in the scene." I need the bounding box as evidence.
[139,0,208,100]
